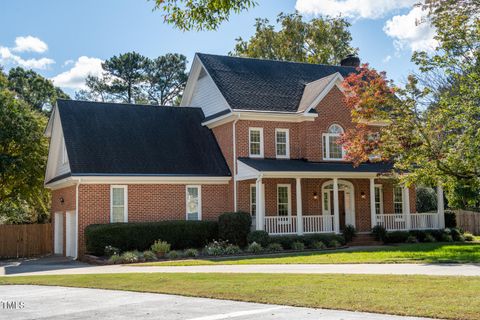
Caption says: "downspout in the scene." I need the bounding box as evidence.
[232,114,240,212]
[74,178,81,260]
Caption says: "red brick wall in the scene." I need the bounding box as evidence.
[211,122,234,211]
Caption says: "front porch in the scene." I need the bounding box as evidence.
[237,158,445,236]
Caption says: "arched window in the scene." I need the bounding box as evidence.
[322,124,344,160]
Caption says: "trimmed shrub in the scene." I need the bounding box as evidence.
[342,225,357,242]
[371,225,387,242]
[328,240,341,248]
[184,248,199,257]
[310,241,326,250]
[445,210,457,228]
[406,235,418,243]
[450,228,462,241]
[204,240,227,256]
[464,232,475,241]
[104,245,120,257]
[269,234,344,249]
[142,250,157,261]
[120,251,139,263]
[85,221,218,256]
[291,241,305,250]
[167,250,181,259]
[225,244,242,255]
[247,242,263,253]
[266,242,283,252]
[218,212,251,247]
[108,254,122,264]
[385,231,410,244]
[408,230,427,242]
[151,240,171,257]
[424,233,436,242]
[247,231,270,247]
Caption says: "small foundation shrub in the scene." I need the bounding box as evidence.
[247,231,270,247]
[291,241,305,250]
[266,242,283,252]
[142,250,157,261]
[184,248,199,257]
[310,241,326,250]
[225,244,242,255]
[247,242,263,253]
[151,240,171,257]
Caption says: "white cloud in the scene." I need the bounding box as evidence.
[62,59,74,67]
[12,36,48,53]
[295,0,417,19]
[384,7,437,52]
[51,56,103,89]
[0,46,54,69]
[382,55,392,63]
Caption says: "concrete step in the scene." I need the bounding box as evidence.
[347,234,382,246]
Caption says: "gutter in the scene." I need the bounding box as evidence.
[232,114,240,211]
[74,178,81,260]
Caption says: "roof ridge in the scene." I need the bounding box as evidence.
[57,99,202,110]
[195,52,357,70]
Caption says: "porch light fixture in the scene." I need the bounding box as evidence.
[59,197,64,204]
[313,192,318,200]
[360,192,366,199]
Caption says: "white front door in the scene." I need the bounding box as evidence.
[54,212,64,255]
[65,211,77,258]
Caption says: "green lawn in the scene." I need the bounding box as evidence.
[142,243,480,266]
[1,273,478,320]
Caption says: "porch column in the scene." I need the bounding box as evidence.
[255,176,264,231]
[296,178,303,235]
[437,183,445,228]
[403,186,411,230]
[333,177,340,234]
[370,177,376,228]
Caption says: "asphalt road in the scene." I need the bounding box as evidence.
[0,285,432,320]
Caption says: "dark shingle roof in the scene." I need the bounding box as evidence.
[238,158,393,173]
[197,53,356,112]
[56,100,231,177]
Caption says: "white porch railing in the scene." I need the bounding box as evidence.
[264,216,297,235]
[376,213,439,231]
[410,213,439,230]
[303,215,334,233]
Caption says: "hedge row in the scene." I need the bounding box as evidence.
[85,221,218,256]
[269,234,345,248]
[384,228,463,244]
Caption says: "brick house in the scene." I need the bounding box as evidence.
[45,53,445,258]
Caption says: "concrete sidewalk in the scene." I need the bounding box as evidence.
[1,257,479,276]
[0,285,433,320]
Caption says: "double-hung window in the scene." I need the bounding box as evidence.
[322,124,344,160]
[393,186,403,214]
[275,129,290,159]
[277,184,291,216]
[186,185,201,220]
[374,185,384,215]
[249,128,264,158]
[111,186,128,223]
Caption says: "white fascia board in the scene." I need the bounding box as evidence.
[46,176,231,189]
[236,161,260,181]
[203,110,317,128]
[303,72,345,114]
[44,105,56,137]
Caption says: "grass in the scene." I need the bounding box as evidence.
[142,242,480,266]
[1,273,479,320]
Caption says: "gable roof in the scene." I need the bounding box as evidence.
[53,100,231,180]
[196,53,356,113]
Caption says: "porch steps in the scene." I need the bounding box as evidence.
[348,234,383,246]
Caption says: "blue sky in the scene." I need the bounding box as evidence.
[0,0,436,96]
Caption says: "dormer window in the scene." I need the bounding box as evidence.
[322,124,344,160]
[249,128,264,158]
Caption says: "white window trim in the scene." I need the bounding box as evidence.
[322,124,345,161]
[277,184,292,217]
[374,184,384,215]
[393,185,403,214]
[249,127,264,158]
[275,128,290,159]
[186,185,202,221]
[110,185,128,223]
[250,184,256,216]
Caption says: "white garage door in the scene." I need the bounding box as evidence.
[65,211,77,258]
[54,212,64,255]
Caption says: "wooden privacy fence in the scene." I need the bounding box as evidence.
[0,223,52,258]
[454,210,480,235]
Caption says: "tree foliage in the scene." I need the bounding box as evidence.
[151,0,256,31]
[340,0,480,207]
[77,52,188,106]
[232,12,357,65]
[0,70,50,224]
[7,67,69,114]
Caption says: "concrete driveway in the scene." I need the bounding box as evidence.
[0,285,432,320]
[1,256,480,276]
